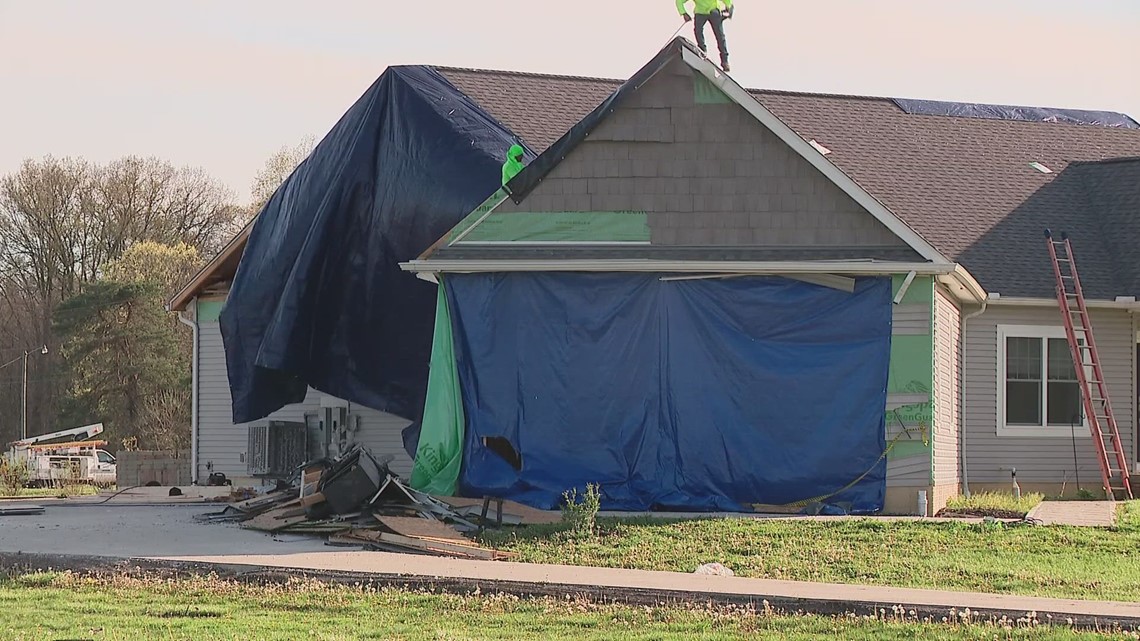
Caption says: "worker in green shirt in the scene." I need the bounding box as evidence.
[502,143,525,186]
[676,0,734,71]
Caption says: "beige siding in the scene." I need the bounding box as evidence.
[961,304,1136,484]
[932,287,961,486]
[494,59,912,253]
[195,319,413,483]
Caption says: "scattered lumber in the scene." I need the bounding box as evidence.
[198,444,524,560]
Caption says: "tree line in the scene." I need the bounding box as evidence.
[0,138,314,451]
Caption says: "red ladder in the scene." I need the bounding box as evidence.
[1045,230,1133,500]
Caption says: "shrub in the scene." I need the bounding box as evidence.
[0,457,30,495]
[561,483,602,535]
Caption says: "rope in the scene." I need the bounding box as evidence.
[755,411,930,511]
[665,21,688,45]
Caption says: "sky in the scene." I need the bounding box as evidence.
[2,0,1138,201]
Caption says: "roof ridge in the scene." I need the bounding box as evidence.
[432,66,1137,123]
[432,65,623,85]
[750,88,896,103]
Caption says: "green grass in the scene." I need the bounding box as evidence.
[943,491,1045,518]
[480,502,1140,602]
[0,572,1131,640]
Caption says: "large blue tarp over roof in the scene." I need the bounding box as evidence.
[445,273,892,513]
[220,66,533,424]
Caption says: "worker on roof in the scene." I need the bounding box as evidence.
[502,144,526,186]
[676,0,734,72]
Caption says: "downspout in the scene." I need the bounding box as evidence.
[958,299,990,497]
[177,304,199,485]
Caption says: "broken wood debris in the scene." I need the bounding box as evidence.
[195,444,519,560]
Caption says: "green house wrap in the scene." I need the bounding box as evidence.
[409,280,465,495]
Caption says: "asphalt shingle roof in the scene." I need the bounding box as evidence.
[436,67,1140,299]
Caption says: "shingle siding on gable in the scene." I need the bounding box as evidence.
[493,60,912,254]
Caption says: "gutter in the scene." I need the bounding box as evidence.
[176,306,200,485]
[400,259,959,276]
[984,295,1140,310]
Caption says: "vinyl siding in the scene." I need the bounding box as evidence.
[195,318,413,483]
[961,304,1135,484]
[932,287,961,487]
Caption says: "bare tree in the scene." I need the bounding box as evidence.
[91,157,241,259]
[249,135,317,213]
[0,156,239,442]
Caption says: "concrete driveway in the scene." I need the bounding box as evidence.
[0,502,331,557]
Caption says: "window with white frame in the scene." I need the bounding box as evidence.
[997,325,1085,434]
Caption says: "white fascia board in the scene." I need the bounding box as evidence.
[678,48,949,266]
[400,259,954,276]
[985,296,1140,310]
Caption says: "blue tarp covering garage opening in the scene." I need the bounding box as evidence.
[444,273,893,513]
[219,67,533,424]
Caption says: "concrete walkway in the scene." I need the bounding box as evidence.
[146,550,1140,627]
[1028,501,1118,527]
[2,503,1136,628]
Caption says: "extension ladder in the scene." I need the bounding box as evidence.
[1045,230,1133,500]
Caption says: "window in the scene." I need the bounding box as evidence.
[997,325,1087,436]
[96,450,115,464]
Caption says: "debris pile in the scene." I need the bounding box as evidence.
[195,445,552,560]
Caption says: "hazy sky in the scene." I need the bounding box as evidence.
[2,0,1138,200]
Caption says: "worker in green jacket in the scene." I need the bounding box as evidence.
[502,144,526,186]
[677,0,734,71]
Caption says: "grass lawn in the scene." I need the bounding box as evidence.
[480,501,1140,602]
[942,491,1046,518]
[0,572,1132,640]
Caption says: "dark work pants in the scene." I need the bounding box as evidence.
[694,12,728,61]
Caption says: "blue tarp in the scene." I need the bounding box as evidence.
[445,273,892,513]
[220,66,534,424]
[893,98,1140,129]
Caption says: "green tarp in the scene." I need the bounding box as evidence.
[408,280,465,495]
[459,211,650,243]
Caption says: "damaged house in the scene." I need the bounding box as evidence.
[172,38,1140,514]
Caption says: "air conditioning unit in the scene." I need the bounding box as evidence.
[247,421,307,477]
